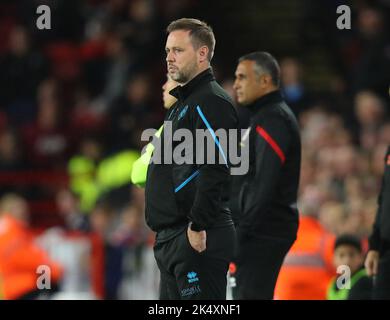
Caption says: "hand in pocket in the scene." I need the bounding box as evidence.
[187,227,207,253]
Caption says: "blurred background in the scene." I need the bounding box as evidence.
[0,0,389,299]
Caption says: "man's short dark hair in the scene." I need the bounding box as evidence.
[167,18,215,61]
[334,234,363,253]
[239,51,280,87]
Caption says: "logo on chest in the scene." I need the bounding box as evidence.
[178,105,188,120]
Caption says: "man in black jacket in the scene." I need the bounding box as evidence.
[365,145,390,299]
[231,52,301,299]
[145,18,238,299]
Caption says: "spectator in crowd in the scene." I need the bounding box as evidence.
[318,202,347,235]
[0,25,47,124]
[122,0,159,60]
[70,86,108,135]
[68,135,103,213]
[0,128,25,171]
[22,88,70,169]
[89,199,149,300]
[131,74,178,188]
[89,200,122,300]
[350,6,390,95]
[68,134,139,213]
[280,57,310,116]
[327,234,372,300]
[354,91,386,151]
[0,193,63,299]
[56,189,90,232]
[93,32,132,112]
[108,72,155,153]
[275,193,335,300]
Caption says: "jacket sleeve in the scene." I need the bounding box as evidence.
[130,152,150,187]
[241,114,291,226]
[188,96,238,231]
[369,174,384,250]
[131,125,164,187]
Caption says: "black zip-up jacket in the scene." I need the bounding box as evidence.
[233,90,301,240]
[145,68,238,241]
[369,146,390,252]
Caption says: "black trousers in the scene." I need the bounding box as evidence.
[154,225,236,300]
[373,249,390,299]
[233,235,294,300]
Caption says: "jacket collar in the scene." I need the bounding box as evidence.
[247,89,284,113]
[169,68,215,101]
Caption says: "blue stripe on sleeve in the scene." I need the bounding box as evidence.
[196,105,229,168]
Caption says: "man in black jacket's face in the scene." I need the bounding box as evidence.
[165,30,211,85]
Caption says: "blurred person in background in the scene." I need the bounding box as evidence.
[275,186,335,300]
[68,135,104,213]
[22,84,70,169]
[56,189,90,232]
[232,52,301,299]
[126,73,180,298]
[93,32,132,113]
[131,74,178,188]
[349,6,390,95]
[372,143,390,178]
[70,86,108,135]
[130,184,146,214]
[108,71,155,153]
[117,204,159,300]
[113,204,148,246]
[354,91,386,151]
[280,57,310,116]
[122,0,159,60]
[342,198,378,238]
[89,199,122,300]
[365,145,390,299]
[0,128,25,171]
[327,234,372,300]
[0,194,63,299]
[89,198,149,300]
[68,134,139,213]
[318,201,347,236]
[0,25,47,125]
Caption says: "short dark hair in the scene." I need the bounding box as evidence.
[239,51,280,87]
[167,18,216,61]
[334,234,363,253]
